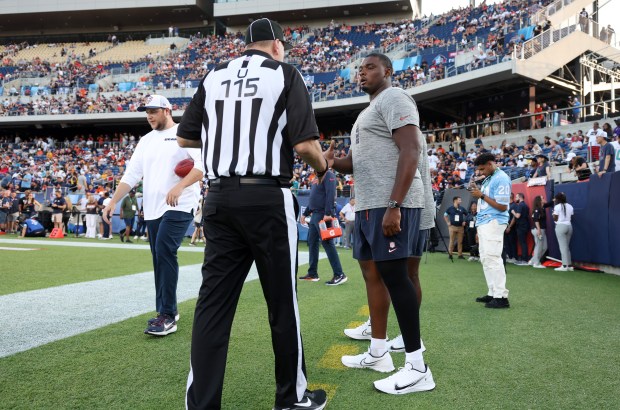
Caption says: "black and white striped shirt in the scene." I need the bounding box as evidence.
[178,49,319,181]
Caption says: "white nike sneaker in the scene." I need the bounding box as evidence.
[341,350,395,373]
[387,335,426,353]
[374,362,435,394]
[344,319,372,340]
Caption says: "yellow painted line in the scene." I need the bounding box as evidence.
[346,321,365,331]
[356,305,369,316]
[308,383,338,402]
[318,344,360,370]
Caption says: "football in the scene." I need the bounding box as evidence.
[174,158,194,178]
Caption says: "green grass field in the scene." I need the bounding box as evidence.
[1,240,619,409]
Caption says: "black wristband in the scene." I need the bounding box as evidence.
[481,194,485,201]
[316,158,329,178]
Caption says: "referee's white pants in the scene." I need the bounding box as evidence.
[478,219,509,298]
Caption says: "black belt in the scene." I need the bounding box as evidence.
[209,176,288,187]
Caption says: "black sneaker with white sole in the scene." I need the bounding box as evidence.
[144,314,177,336]
[325,274,347,286]
[147,312,179,326]
[273,389,327,410]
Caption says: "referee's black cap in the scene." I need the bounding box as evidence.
[245,18,292,50]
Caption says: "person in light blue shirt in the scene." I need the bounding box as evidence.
[469,153,511,309]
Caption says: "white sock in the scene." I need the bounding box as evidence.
[370,338,387,357]
[405,349,425,372]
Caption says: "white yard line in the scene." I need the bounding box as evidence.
[0,251,323,358]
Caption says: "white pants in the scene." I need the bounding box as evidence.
[85,214,98,238]
[530,228,548,265]
[478,219,509,298]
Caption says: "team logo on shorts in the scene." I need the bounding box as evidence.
[388,242,397,253]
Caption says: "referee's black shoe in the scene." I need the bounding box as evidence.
[273,389,327,410]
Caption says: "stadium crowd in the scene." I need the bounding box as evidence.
[1,0,564,113]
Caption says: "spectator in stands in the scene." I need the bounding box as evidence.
[579,8,589,33]
[444,196,468,259]
[586,122,605,161]
[596,133,616,176]
[552,192,574,272]
[532,154,550,180]
[567,153,591,181]
[50,190,66,231]
[530,195,547,269]
[602,122,614,139]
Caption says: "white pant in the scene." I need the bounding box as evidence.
[478,219,509,298]
[85,214,98,238]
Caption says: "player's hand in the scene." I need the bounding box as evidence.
[300,215,307,226]
[382,208,401,237]
[324,141,335,169]
[102,202,116,224]
[166,184,184,207]
[470,187,483,198]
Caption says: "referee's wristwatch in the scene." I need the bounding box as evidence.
[387,200,400,209]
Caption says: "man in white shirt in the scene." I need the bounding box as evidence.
[457,159,468,179]
[339,197,356,249]
[428,150,439,170]
[586,122,605,161]
[103,95,204,337]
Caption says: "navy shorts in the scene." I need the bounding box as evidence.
[353,208,421,262]
[411,228,429,258]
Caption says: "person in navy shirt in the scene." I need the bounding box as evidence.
[469,153,511,309]
[596,133,616,176]
[509,193,530,265]
[300,169,347,285]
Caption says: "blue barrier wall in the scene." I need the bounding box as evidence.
[547,173,618,267]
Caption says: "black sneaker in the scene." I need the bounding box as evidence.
[147,312,180,326]
[325,274,348,286]
[485,298,510,309]
[120,234,125,243]
[273,389,327,410]
[145,314,177,336]
[299,274,320,282]
[458,255,465,260]
[126,238,133,243]
[476,295,493,303]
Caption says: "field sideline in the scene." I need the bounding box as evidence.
[0,239,619,409]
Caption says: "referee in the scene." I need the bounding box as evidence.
[177,18,328,410]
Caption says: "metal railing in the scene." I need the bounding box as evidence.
[421,96,620,143]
